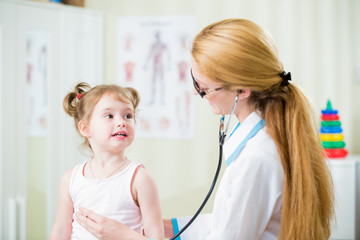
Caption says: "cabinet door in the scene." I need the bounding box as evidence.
[17,3,61,240]
[328,159,357,239]
[0,2,22,239]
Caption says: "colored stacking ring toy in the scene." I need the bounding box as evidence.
[320,100,348,158]
[322,141,345,149]
[325,148,348,158]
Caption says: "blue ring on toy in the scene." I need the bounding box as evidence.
[320,126,342,133]
[321,109,338,114]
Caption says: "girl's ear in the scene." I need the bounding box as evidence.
[78,120,91,138]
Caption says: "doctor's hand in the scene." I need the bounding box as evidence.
[76,207,147,240]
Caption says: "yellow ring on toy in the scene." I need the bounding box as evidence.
[320,134,344,141]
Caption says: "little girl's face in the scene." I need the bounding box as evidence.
[85,94,136,154]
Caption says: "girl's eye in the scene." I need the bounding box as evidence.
[105,114,113,119]
[124,114,133,119]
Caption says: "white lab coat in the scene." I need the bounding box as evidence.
[174,112,284,240]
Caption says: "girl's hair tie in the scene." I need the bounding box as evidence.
[77,93,83,100]
[280,71,291,86]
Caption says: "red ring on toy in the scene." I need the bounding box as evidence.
[321,114,339,121]
[325,148,348,158]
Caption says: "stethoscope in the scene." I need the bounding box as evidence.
[170,96,238,240]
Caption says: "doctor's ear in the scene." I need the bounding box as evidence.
[237,88,251,99]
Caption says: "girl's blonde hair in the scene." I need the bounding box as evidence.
[63,82,140,151]
[192,19,334,240]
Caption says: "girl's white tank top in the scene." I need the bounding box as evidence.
[70,161,143,239]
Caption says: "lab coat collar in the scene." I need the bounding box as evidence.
[224,112,265,166]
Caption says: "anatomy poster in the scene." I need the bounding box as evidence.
[117,16,195,139]
[26,30,49,137]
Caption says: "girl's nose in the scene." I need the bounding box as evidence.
[118,120,126,127]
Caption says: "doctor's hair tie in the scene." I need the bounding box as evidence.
[77,93,83,100]
[280,71,291,86]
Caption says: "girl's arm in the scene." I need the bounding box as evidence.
[132,167,164,240]
[163,219,175,238]
[49,169,74,240]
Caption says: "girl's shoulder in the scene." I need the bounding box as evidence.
[62,167,75,181]
[130,163,149,183]
[130,163,157,192]
[62,162,87,187]
[130,163,157,206]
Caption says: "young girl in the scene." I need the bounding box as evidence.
[50,82,164,240]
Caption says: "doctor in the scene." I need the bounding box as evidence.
[76,18,334,240]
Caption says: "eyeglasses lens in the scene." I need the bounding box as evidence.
[191,70,205,98]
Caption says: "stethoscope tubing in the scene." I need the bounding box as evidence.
[169,96,238,240]
[169,136,224,240]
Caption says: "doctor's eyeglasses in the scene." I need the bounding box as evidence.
[191,69,223,98]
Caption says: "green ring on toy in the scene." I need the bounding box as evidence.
[320,134,344,141]
[325,148,348,158]
[321,114,339,121]
[322,141,345,149]
[321,121,341,127]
